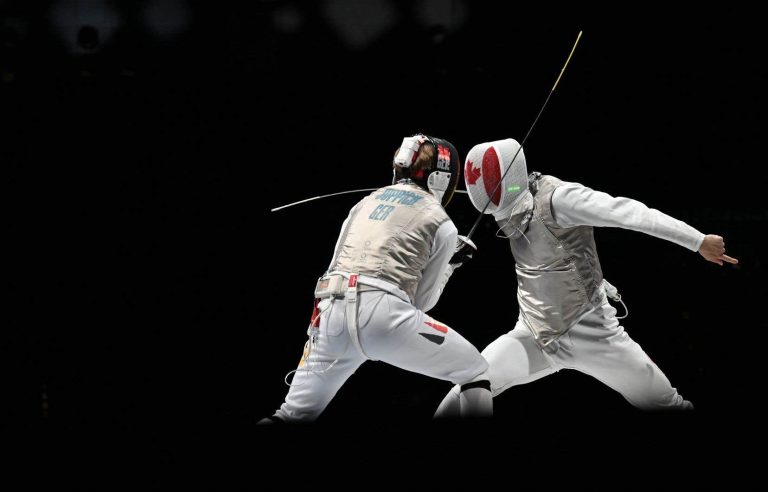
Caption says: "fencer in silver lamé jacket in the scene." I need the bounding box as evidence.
[498,174,604,346]
[331,182,451,304]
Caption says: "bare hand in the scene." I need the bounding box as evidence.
[698,234,739,266]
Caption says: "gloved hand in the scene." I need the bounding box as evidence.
[450,235,477,268]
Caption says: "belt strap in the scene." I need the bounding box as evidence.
[345,274,375,360]
[316,274,379,299]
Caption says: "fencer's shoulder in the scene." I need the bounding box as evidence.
[539,174,565,187]
[420,195,451,227]
[426,197,451,221]
[532,174,565,196]
[543,176,593,192]
[547,180,605,209]
[369,184,448,219]
[396,183,445,209]
[366,185,396,199]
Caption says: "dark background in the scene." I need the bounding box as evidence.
[5,0,764,483]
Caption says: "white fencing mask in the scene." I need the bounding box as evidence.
[464,138,529,221]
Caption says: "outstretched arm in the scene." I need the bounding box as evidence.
[551,182,738,265]
[551,182,704,250]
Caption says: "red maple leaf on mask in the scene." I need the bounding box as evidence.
[465,160,482,185]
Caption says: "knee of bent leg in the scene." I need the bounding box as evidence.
[459,370,491,393]
[452,355,489,386]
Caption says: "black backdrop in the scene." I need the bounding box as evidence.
[5,0,765,483]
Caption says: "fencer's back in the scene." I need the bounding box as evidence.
[499,174,604,346]
[331,183,449,303]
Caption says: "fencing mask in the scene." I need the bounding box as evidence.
[464,138,530,221]
[393,134,461,207]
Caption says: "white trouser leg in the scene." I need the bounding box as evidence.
[356,292,491,416]
[434,321,557,418]
[459,371,493,418]
[274,290,492,421]
[559,299,693,410]
[273,299,366,422]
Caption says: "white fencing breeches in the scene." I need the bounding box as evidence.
[435,296,693,417]
[274,291,490,422]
